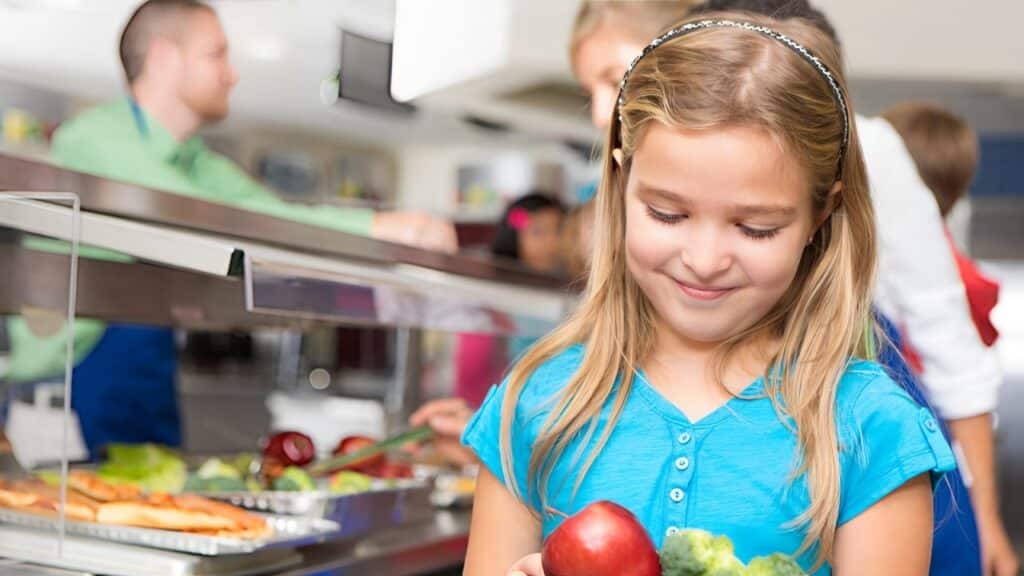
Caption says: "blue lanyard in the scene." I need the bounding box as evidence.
[128,97,149,139]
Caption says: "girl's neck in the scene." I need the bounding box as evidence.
[642,321,777,421]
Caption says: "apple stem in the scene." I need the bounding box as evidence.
[544,506,569,519]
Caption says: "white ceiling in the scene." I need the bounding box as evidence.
[0,0,1021,147]
[0,0,513,147]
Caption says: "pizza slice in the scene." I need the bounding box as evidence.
[68,470,141,502]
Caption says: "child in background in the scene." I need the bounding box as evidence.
[463,13,954,575]
[490,192,568,275]
[881,102,1001,353]
[454,194,566,407]
[411,193,566,466]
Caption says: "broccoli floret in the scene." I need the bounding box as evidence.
[705,535,746,576]
[747,553,807,576]
[661,530,742,576]
[706,556,746,575]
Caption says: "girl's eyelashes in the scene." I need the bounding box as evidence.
[646,205,686,224]
[645,204,783,241]
[739,224,782,240]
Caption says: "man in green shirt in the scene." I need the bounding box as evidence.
[7,0,456,454]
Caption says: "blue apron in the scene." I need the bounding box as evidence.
[72,324,179,457]
[70,101,181,458]
[876,312,981,576]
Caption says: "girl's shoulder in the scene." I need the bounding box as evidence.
[833,358,953,469]
[514,343,587,408]
[835,358,917,416]
[832,361,957,525]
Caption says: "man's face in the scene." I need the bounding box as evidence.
[175,8,238,123]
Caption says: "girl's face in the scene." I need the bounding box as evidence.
[519,208,565,272]
[573,21,645,131]
[624,123,819,346]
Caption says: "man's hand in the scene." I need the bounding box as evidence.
[371,211,457,254]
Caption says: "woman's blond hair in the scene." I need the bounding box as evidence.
[502,12,877,569]
[569,1,699,66]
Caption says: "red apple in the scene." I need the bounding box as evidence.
[332,435,386,474]
[261,430,316,467]
[376,462,414,479]
[541,501,660,576]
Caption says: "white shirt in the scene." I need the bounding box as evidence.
[858,114,1002,419]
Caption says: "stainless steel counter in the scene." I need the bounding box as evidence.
[279,509,470,576]
[0,154,561,288]
[0,157,575,334]
[0,509,470,576]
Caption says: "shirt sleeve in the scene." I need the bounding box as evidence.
[837,369,957,525]
[460,346,584,512]
[461,380,538,511]
[202,153,376,237]
[860,115,1003,419]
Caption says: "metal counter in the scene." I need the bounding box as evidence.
[280,509,470,576]
[0,154,560,288]
[0,155,576,334]
[0,508,470,576]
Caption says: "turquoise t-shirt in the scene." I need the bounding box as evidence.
[462,345,956,574]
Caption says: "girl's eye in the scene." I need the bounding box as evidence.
[739,224,781,240]
[646,205,686,224]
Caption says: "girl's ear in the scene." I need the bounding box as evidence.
[612,148,624,167]
[814,181,842,232]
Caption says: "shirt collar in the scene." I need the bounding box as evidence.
[127,97,206,171]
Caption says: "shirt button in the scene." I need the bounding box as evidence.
[666,526,680,537]
[924,418,938,432]
[677,432,692,445]
[669,488,685,503]
[674,457,690,471]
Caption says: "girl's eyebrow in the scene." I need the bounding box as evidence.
[637,182,797,217]
[636,182,691,205]
[731,204,797,218]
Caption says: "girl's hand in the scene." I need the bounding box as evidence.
[507,553,545,576]
[408,397,477,466]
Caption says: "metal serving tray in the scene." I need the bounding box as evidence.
[199,478,434,540]
[0,525,303,576]
[0,508,342,556]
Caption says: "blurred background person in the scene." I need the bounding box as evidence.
[6,0,456,459]
[412,192,565,466]
[882,101,1015,576]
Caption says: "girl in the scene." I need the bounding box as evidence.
[490,192,568,275]
[571,3,1011,575]
[411,193,566,465]
[454,194,567,406]
[462,13,954,575]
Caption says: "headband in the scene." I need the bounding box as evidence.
[617,19,850,179]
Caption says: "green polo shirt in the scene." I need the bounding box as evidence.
[6,98,375,382]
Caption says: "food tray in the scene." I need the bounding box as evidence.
[199,477,426,516]
[199,478,434,540]
[0,525,303,576]
[0,508,342,556]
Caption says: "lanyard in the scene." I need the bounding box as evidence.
[128,97,149,139]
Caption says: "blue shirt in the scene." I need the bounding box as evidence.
[462,345,956,574]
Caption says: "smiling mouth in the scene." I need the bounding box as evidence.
[674,279,736,301]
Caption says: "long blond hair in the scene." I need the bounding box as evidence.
[501,12,877,568]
